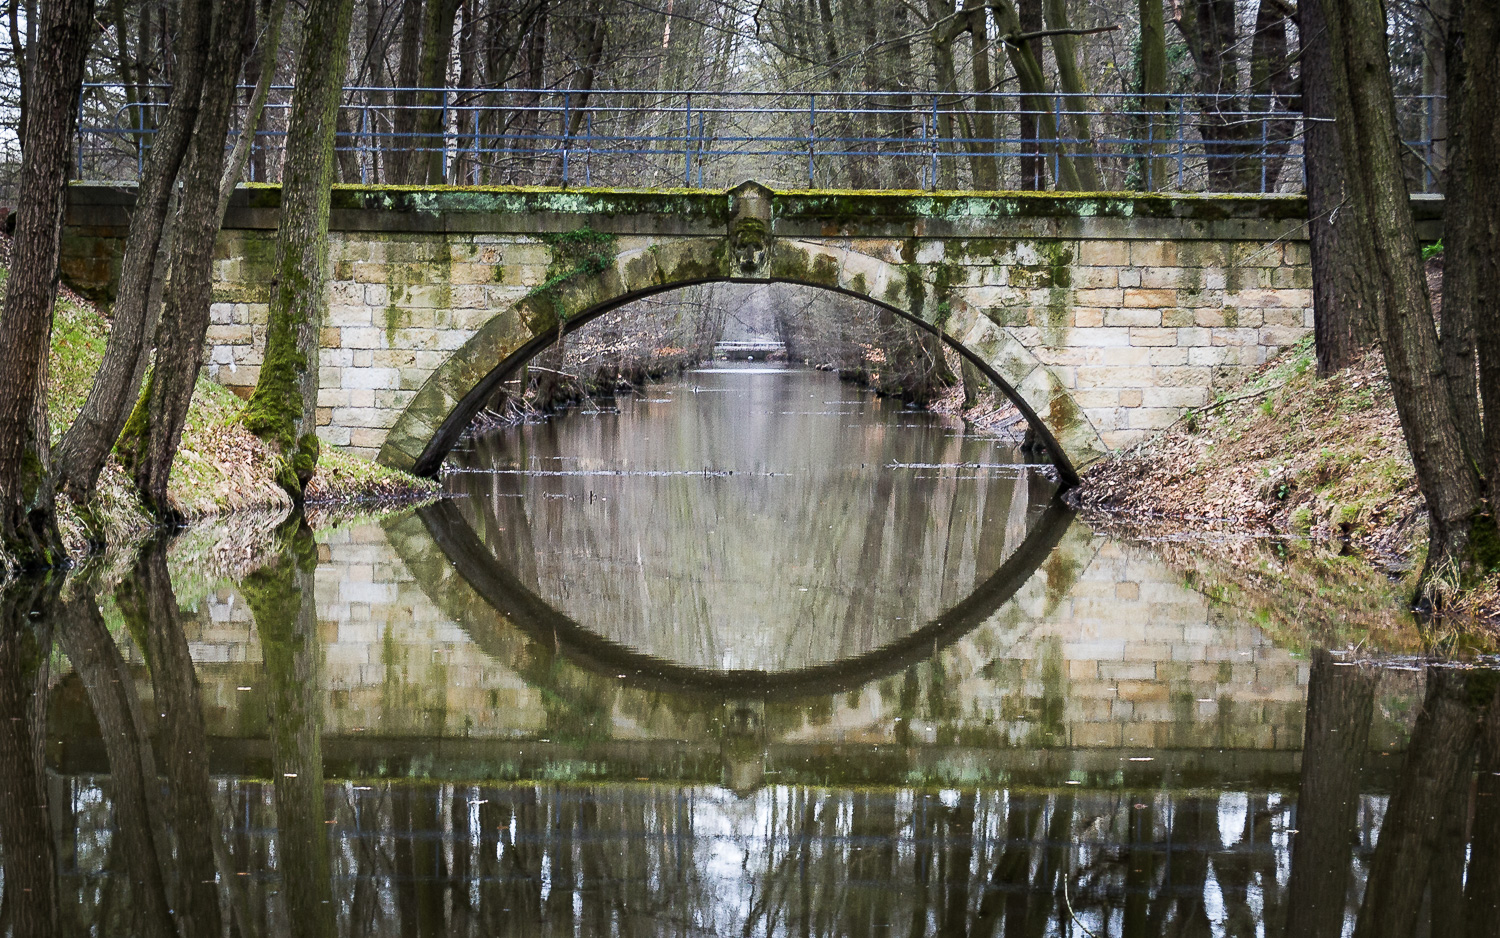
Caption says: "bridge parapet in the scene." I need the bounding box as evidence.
[63,183,1439,474]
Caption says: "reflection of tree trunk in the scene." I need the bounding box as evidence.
[55,587,175,938]
[940,792,976,933]
[1124,800,1154,937]
[116,544,224,938]
[1284,651,1376,938]
[1466,682,1500,933]
[0,580,60,938]
[1352,670,1479,938]
[245,519,337,938]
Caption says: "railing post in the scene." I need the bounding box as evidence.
[684,93,692,186]
[1176,95,1186,189]
[441,88,451,182]
[1260,108,1269,193]
[360,105,370,184]
[76,88,85,179]
[585,110,593,186]
[808,94,816,186]
[562,89,572,186]
[929,94,939,190]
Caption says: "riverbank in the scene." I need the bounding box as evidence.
[1070,335,1499,636]
[28,265,438,569]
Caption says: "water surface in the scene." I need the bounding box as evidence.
[4,365,1497,937]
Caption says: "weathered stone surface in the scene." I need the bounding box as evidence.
[63,182,1336,470]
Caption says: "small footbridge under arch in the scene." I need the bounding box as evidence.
[63,181,1330,481]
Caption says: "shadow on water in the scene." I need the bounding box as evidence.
[3,365,1500,935]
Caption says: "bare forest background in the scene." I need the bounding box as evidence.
[0,0,1454,197]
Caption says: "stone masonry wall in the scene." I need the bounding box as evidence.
[197,229,1312,460]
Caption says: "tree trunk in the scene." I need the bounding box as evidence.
[965,0,998,189]
[989,0,1084,190]
[1300,0,1378,376]
[116,544,222,938]
[242,0,356,499]
[1467,681,1500,935]
[55,586,176,938]
[52,0,211,504]
[1351,669,1479,938]
[0,0,95,569]
[1015,0,1044,188]
[1283,651,1376,938]
[128,0,251,518]
[1439,0,1482,454]
[1043,0,1101,189]
[1135,0,1168,189]
[218,0,287,221]
[1459,0,1500,488]
[392,0,424,183]
[414,0,462,184]
[0,580,59,938]
[1323,0,1485,602]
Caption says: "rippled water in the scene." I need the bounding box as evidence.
[3,364,1497,937]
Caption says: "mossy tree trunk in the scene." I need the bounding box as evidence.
[1300,0,1378,376]
[243,0,355,500]
[1042,0,1101,190]
[987,0,1085,190]
[1323,0,1487,604]
[124,0,252,519]
[52,0,211,505]
[1134,0,1169,190]
[243,518,337,938]
[0,0,95,569]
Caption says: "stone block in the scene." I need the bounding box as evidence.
[1175,327,1212,347]
[1074,288,1123,307]
[1074,307,1105,327]
[1077,366,1154,388]
[342,367,401,390]
[1118,268,1141,287]
[1139,267,1187,289]
[1079,241,1129,266]
[1091,347,1152,366]
[1118,389,1143,407]
[1129,328,1178,347]
[1212,328,1260,346]
[1104,308,1161,327]
[1072,267,1118,289]
[1123,288,1176,308]
[1142,386,1210,408]
[1130,242,1178,267]
[351,350,372,367]
[341,327,385,350]
[1073,389,1121,408]
[1259,325,1307,347]
[328,304,372,327]
[1148,347,1190,366]
[1127,407,1180,429]
[1162,308,1196,327]
[1069,328,1133,348]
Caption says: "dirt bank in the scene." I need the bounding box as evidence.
[1069,336,1497,636]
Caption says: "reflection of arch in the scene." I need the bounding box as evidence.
[405,496,1075,699]
[377,238,1106,484]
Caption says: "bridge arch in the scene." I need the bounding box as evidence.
[377,236,1106,484]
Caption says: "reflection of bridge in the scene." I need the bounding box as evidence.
[84,513,1418,785]
[56,182,1408,480]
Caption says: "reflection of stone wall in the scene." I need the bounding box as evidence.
[112,520,1417,758]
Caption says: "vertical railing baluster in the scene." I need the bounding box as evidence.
[929,94,939,190]
[1176,95,1186,189]
[808,94,816,186]
[684,92,692,186]
[562,89,572,186]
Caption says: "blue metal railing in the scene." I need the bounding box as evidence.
[72,85,1446,194]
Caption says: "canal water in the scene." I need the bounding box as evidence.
[4,364,1497,936]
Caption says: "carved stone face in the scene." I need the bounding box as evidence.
[730,218,769,275]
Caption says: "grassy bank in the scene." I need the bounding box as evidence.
[38,271,437,561]
[1072,335,1498,637]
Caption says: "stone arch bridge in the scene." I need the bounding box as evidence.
[63,181,1360,481]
